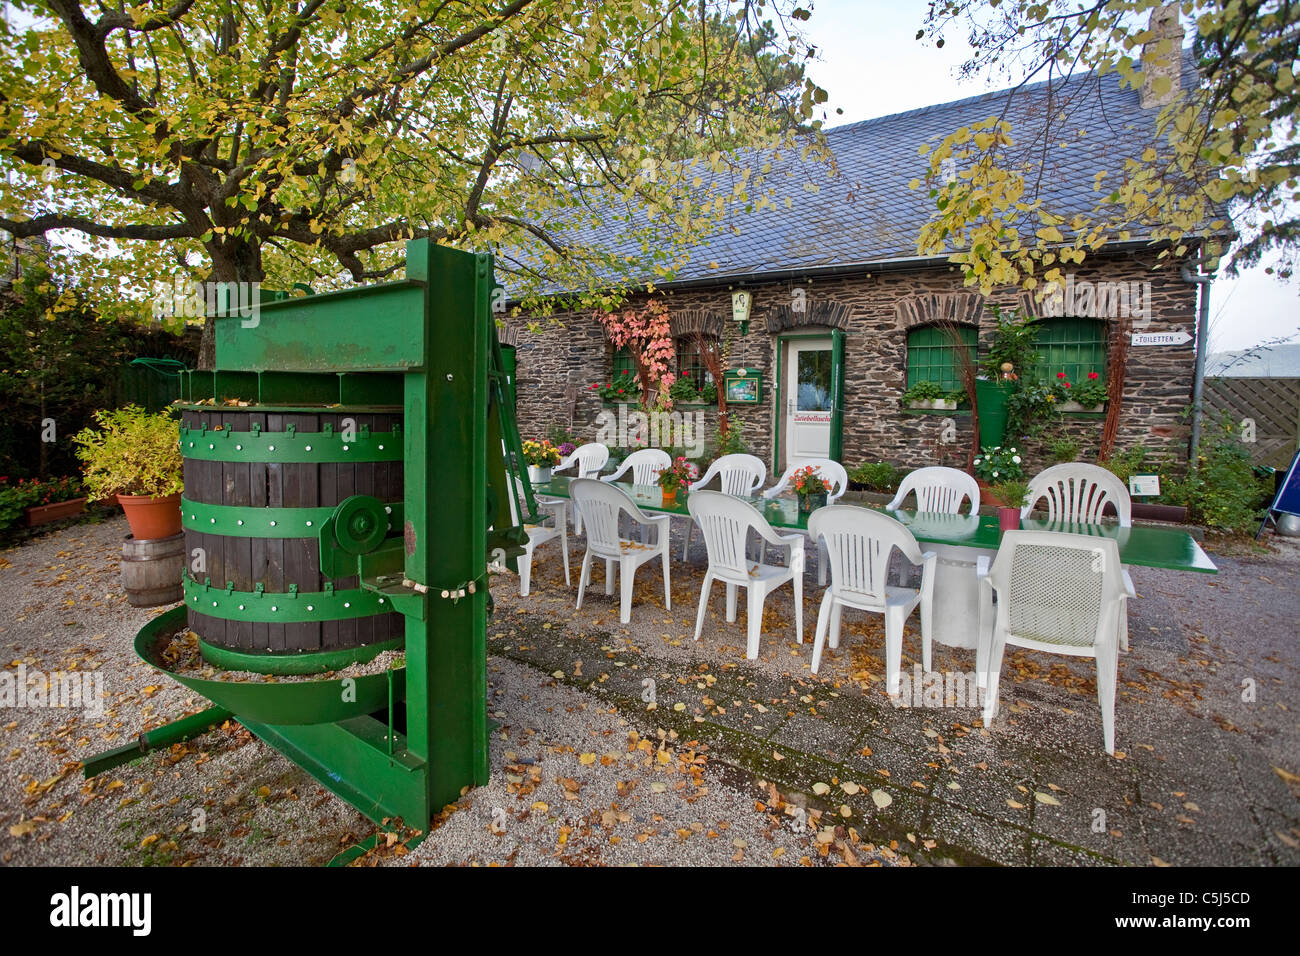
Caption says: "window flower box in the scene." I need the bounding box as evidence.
[905,398,959,411]
[1058,400,1105,413]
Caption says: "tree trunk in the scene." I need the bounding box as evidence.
[198,240,265,371]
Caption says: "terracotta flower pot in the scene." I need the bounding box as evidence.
[25,496,88,527]
[117,492,183,541]
[660,487,678,503]
[998,506,1021,532]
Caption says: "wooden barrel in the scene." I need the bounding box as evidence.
[179,406,404,670]
[122,533,185,607]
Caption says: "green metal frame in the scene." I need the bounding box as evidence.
[90,239,526,834]
[180,425,403,463]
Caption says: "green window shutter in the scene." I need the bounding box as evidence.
[906,325,977,392]
[612,345,635,379]
[1033,318,1107,384]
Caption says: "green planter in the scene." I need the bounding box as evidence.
[974,379,1010,447]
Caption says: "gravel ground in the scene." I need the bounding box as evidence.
[1,512,1296,867]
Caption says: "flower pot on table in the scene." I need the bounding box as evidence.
[998,506,1021,532]
[527,465,553,484]
[799,492,828,514]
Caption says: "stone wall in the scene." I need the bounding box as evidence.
[506,249,1199,475]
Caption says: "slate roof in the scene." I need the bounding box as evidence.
[1207,344,1300,378]
[504,49,1222,295]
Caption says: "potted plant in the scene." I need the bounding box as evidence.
[989,479,1030,532]
[972,445,1025,505]
[0,476,89,532]
[589,373,642,405]
[656,456,699,502]
[902,380,959,411]
[1054,371,1108,412]
[522,439,562,483]
[24,476,88,527]
[73,405,183,540]
[791,464,831,513]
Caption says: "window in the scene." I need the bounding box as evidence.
[906,325,977,392]
[675,337,715,390]
[1033,318,1107,383]
[612,346,636,380]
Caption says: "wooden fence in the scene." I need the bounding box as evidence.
[1203,376,1300,469]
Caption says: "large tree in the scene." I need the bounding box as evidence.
[911,0,1298,293]
[0,0,826,365]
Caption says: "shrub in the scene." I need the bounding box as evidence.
[1045,430,1081,463]
[73,406,184,500]
[973,445,1024,482]
[710,422,751,459]
[849,461,901,492]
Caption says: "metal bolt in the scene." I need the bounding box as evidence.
[305,445,312,451]
[446,373,453,381]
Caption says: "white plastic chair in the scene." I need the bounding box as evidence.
[976,530,1128,755]
[688,491,804,660]
[507,477,569,597]
[682,453,766,560]
[553,442,610,534]
[1022,463,1135,650]
[806,506,936,692]
[602,448,671,486]
[762,458,849,585]
[887,466,979,514]
[603,448,672,543]
[569,478,671,625]
[1021,463,1132,525]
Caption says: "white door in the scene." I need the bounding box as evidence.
[784,338,833,469]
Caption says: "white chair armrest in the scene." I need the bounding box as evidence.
[753,521,800,548]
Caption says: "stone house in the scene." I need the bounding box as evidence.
[504,42,1225,478]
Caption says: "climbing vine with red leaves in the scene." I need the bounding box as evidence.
[594,300,676,410]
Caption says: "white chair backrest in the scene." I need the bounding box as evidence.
[696,453,765,496]
[1023,463,1131,526]
[687,490,771,579]
[887,466,979,514]
[987,530,1126,648]
[808,505,924,605]
[557,442,610,478]
[570,478,648,557]
[609,448,671,485]
[766,458,849,503]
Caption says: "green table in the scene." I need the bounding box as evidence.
[534,476,1217,650]
[534,476,1217,572]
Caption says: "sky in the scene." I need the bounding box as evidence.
[796,0,1300,354]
